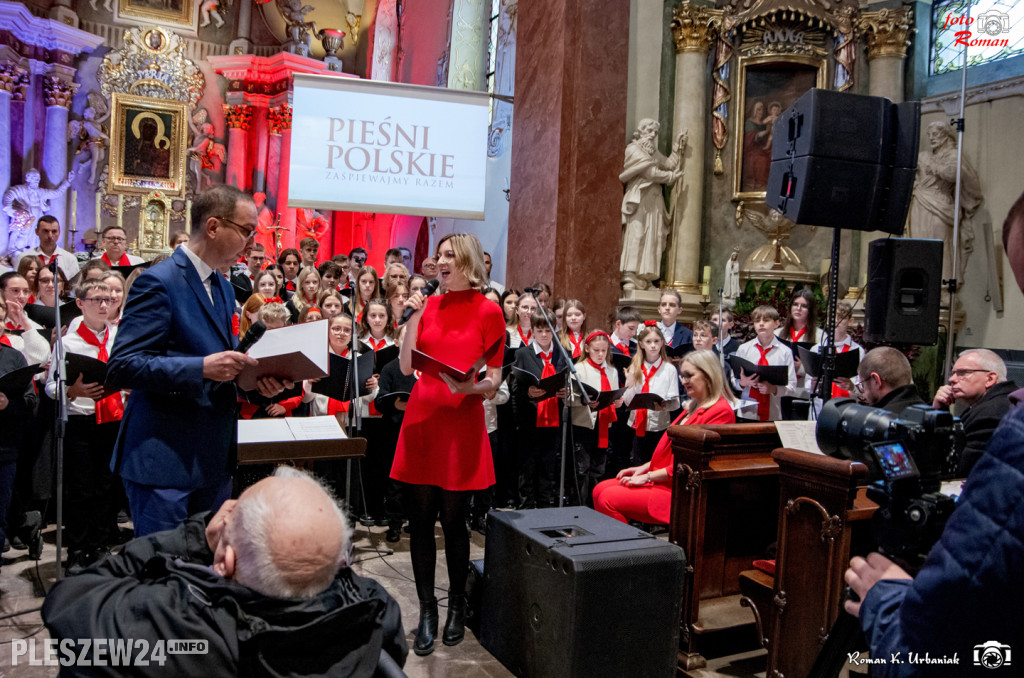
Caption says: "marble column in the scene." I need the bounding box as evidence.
[665,2,722,296]
[447,0,489,91]
[229,0,253,54]
[856,7,913,288]
[223,104,252,189]
[42,75,76,231]
[507,0,629,324]
[272,105,296,251]
[370,0,398,82]
[0,65,17,247]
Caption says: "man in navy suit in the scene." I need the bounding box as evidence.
[108,184,284,537]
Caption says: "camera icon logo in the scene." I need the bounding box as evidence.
[977,10,1011,36]
[974,640,1012,669]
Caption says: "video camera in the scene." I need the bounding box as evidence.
[816,398,963,561]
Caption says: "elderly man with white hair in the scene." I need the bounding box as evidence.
[932,348,1017,476]
[42,467,407,676]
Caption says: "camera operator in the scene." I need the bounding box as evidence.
[845,192,1024,675]
[931,349,1016,477]
[856,347,926,414]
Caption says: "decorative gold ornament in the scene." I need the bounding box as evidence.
[138,190,174,259]
[739,20,828,57]
[223,104,254,131]
[99,26,204,107]
[267,104,293,135]
[672,1,723,54]
[859,7,914,60]
[0,62,25,96]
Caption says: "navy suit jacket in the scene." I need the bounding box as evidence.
[108,246,238,489]
[668,323,693,349]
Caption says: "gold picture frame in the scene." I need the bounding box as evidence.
[732,55,827,201]
[108,93,189,198]
[115,0,197,34]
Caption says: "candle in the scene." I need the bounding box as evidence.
[702,265,711,283]
[70,190,76,248]
[117,194,123,231]
[702,283,710,297]
[820,259,829,277]
[96,193,101,233]
[862,272,867,287]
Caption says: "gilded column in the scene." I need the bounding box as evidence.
[666,1,721,295]
[42,74,77,229]
[223,104,253,189]
[271,105,296,251]
[856,7,913,287]
[447,0,489,91]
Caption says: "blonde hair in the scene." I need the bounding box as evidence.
[436,233,487,290]
[558,299,588,353]
[292,267,321,314]
[627,325,668,385]
[258,301,289,326]
[682,350,736,412]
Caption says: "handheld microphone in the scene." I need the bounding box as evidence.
[236,320,266,353]
[523,286,540,296]
[46,258,59,273]
[399,279,440,325]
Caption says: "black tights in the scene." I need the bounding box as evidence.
[406,484,472,602]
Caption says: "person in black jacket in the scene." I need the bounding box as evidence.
[42,466,407,677]
[0,333,38,568]
[932,349,1016,476]
[856,347,926,415]
[374,356,418,542]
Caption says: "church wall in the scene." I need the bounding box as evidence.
[393,0,451,87]
[626,0,665,145]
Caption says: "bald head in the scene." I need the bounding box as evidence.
[225,467,349,599]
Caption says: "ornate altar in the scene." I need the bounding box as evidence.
[138,190,174,259]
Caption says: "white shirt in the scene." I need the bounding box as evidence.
[93,251,145,266]
[181,243,215,304]
[570,359,620,429]
[483,380,509,434]
[623,358,680,432]
[485,279,505,294]
[735,336,799,421]
[656,321,677,346]
[45,316,123,417]
[508,325,531,349]
[16,247,80,279]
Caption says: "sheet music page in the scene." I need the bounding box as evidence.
[238,419,295,444]
[249,319,330,373]
[286,415,348,440]
[775,421,824,455]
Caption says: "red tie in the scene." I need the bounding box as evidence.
[790,327,806,342]
[831,344,851,398]
[39,253,58,267]
[614,341,629,355]
[101,252,131,266]
[517,326,532,346]
[285,280,296,292]
[74,323,124,425]
[370,337,387,351]
[587,358,617,447]
[632,359,660,437]
[536,352,559,427]
[751,344,773,421]
[0,334,11,347]
[568,332,583,359]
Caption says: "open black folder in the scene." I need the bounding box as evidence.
[796,346,860,379]
[412,333,504,383]
[64,353,120,398]
[0,363,42,398]
[312,350,376,401]
[625,392,670,411]
[578,382,626,410]
[237,320,329,391]
[511,366,568,401]
[25,300,81,329]
[725,354,790,386]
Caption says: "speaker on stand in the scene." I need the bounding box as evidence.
[864,238,943,345]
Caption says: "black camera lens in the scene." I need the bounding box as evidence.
[817,398,898,474]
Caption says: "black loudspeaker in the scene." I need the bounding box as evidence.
[480,507,685,678]
[766,89,920,235]
[865,238,943,345]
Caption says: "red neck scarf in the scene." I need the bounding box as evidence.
[5,319,22,331]
[0,334,11,347]
[632,359,661,436]
[587,358,617,447]
[831,343,851,398]
[790,327,806,342]
[101,252,130,267]
[75,323,124,424]
[568,331,583,359]
[536,351,559,427]
[369,336,387,351]
[517,325,532,346]
[39,252,58,266]
[751,343,773,421]
[613,336,630,356]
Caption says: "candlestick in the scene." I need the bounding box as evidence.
[701,283,710,297]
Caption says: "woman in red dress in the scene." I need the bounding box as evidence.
[594,350,736,524]
[391,233,506,656]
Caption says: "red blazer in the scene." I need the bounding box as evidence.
[647,396,735,523]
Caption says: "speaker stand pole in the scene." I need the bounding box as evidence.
[817,230,842,401]
[942,9,971,381]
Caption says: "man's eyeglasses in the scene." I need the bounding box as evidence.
[218,216,256,241]
[104,236,126,243]
[82,297,115,305]
[950,368,993,379]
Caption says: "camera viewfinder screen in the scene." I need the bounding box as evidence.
[874,441,916,480]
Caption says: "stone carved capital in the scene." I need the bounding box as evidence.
[224,104,254,131]
[858,7,914,60]
[43,74,77,108]
[671,1,723,54]
[267,104,292,135]
[0,62,26,97]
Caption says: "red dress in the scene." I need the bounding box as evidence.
[390,289,506,491]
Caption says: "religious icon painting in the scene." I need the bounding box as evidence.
[115,0,198,34]
[108,93,189,198]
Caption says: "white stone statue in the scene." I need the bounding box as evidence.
[907,121,983,288]
[200,0,228,28]
[723,248,741,302]
[619,119,686,291]
[277,0,318,56]
[2,168,74,258]
[68,93,111,186]
[89,0,113,12]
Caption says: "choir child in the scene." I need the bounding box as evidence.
[373,344,418,543]
[286,267,320,324]
[356,299,395,525]
[809,301,864,401]
[507,293,538,349]
[510,308,568,509]
[278,248,302,293]
[606,306,642,476]
[624,323,680,464]
[736,305,798,421]
[711,308,741,356]
[558,299,588,360]
[656,289,692,353]
[570,331,622,506]
[353,266,382,323]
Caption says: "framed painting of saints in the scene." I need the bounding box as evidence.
[108,93,189,198]
[115,0,198,33]
[733,56,826,200]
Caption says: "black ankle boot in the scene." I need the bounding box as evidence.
[442,593,467,646]
[413,598,439,656]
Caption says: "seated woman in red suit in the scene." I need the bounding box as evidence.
[594,350,735,524]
